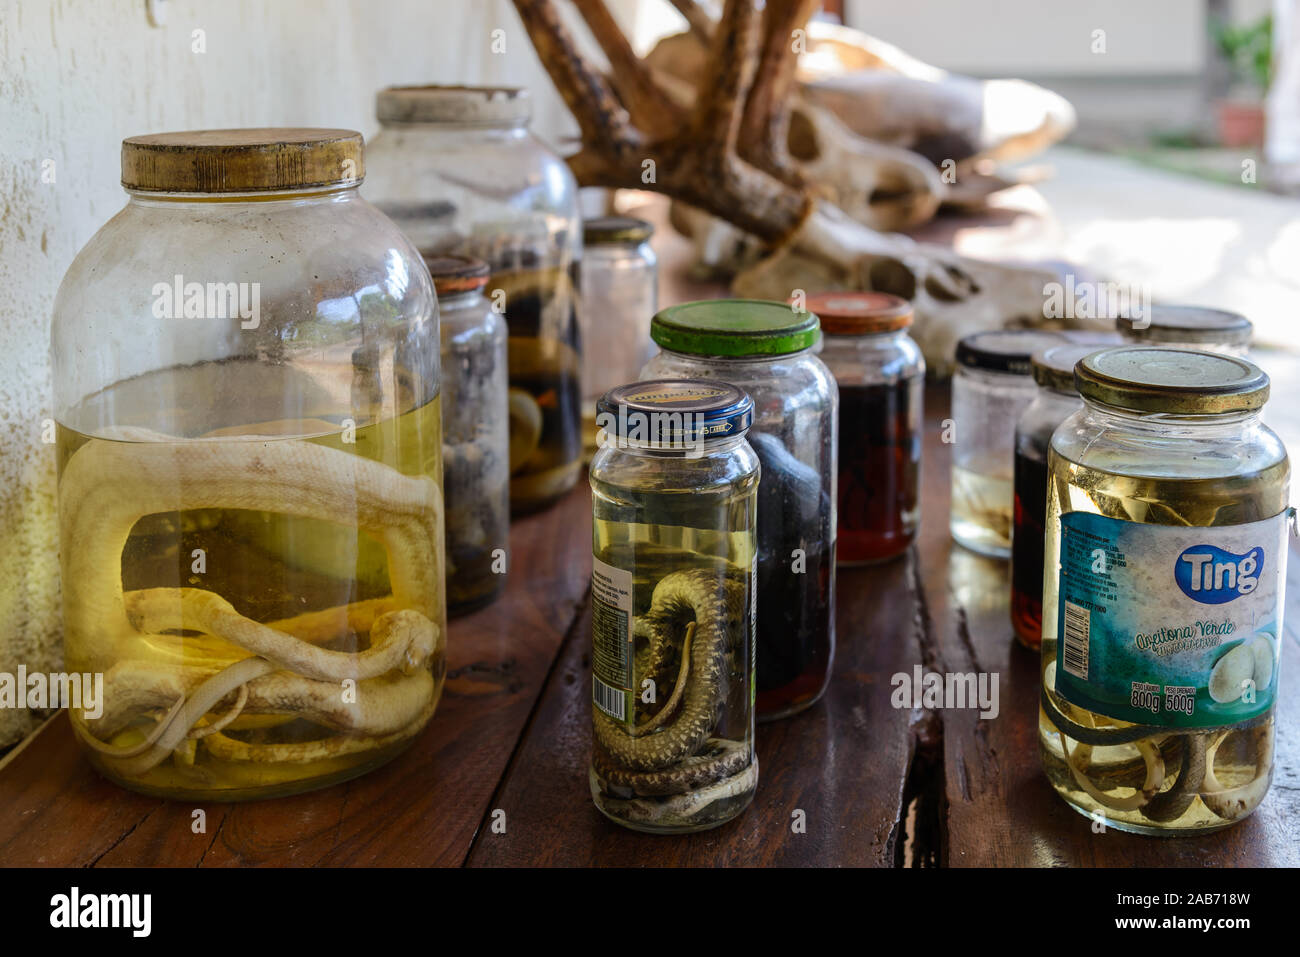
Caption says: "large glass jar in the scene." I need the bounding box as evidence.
[1117,305,1252,356]
[50,129,446,800]
[579,216,658,458]
[641,300,837,721]
[365,85,583,515]
[427,256,509,615]
[950,330,1067,557]
[590,380,759,833]
[1039,348,1290,834]
[812,292,924,564]
[1011,343,1099,649]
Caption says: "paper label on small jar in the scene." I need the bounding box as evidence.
[591,556,635,724]
[1054,510,1288,728]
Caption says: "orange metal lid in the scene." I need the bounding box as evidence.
[425,255,490,296]
[802,291,913,335]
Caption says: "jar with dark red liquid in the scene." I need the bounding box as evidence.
[641,300,836,721]
[813,293,924,563]
[1010,343,1095,648]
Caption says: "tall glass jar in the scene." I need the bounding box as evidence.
[812,292,924,564]
[1040,348,1290,834]
[1011,343,1099,649]
[50,129,446,800]
[590,380,759,833]
[1117,305,1252,356]
[427,256,509,615]
[950,330,1067,557]
[365,85,583,514]
[641,300,837,721]
[579,216,658,458]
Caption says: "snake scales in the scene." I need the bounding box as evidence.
[61,427,444,785]
[593,567,756,825]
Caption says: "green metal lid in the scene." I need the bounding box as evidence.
[1075,347,1270,415]
[650,299,820,357]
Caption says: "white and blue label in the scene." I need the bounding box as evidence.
[1055,510,1289,728]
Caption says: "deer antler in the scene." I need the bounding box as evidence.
[511,0,811,242]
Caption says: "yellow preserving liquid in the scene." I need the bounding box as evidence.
[1039,453,1288,834]
[58,360,446,800]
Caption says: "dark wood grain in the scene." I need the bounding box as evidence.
[0,483,592,867]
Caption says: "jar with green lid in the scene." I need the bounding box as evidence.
[427,256,509,615]
[51,129,446,800]
[365,85,583,515]
[641,300,836,721]
[579,216,658,457]
[1117,305,1253,356]
[1040,348,1291,834]
[590,379,759,833]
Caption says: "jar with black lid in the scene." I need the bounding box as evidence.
[950,330,1068,557]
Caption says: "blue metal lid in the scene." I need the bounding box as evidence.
[596,379,752,446]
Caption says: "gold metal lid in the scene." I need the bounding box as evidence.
[1116,305,1253,347]
[1075,347,1270,415]
[583,216,653,246]
[1031,343,1104,394]
[121,128,364,193]
[375,85,531,126]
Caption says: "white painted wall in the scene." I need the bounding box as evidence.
[845,0,1208,76]
[0,0,579,745]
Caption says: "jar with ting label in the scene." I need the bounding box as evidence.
[812,291,924,564]
[365,85,584,514]
[427,256,509,615]
[1117,305,1253,356]
[641,300,837,721]
[50,129,446,800]
[1039,348,1291,834]
[589,380,759,833]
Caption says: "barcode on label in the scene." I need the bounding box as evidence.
[592,674,626,721]
[1062,600,1090,680]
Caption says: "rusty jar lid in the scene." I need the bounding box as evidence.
[121,128,364,194]
[803,292,912,336]
[425,255,490,296]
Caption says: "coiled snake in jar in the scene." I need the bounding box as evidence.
[61,426,445,780]
[593,568,756,825]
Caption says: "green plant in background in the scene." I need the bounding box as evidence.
[1215,14,1273,93]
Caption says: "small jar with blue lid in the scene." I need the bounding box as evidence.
[589,379,759,833]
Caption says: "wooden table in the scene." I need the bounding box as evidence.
[2,379,1295,867]
[2,197,1296,867]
